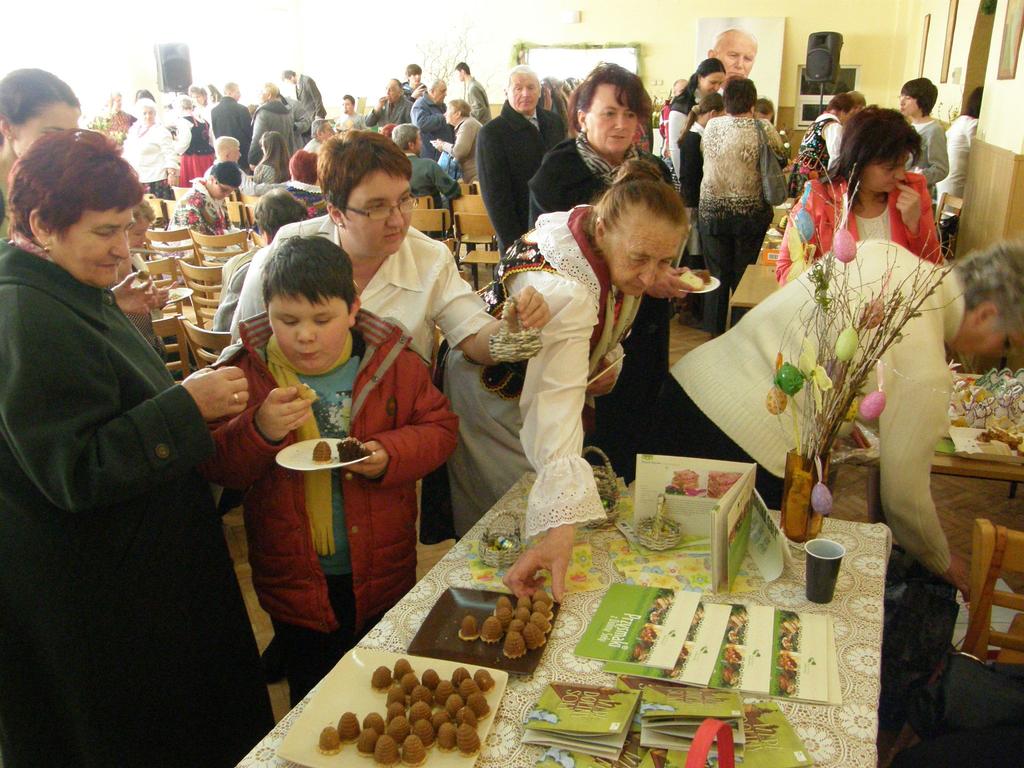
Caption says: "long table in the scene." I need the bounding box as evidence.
[238,474,892,768]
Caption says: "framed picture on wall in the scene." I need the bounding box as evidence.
[998,0,1024,79]
[941,0,959,83]
[919,14,931,77]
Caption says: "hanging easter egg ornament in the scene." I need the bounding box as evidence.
[858,360,887,420]
[835,326,859,362]
[765,387,788,415]
[774,362,805,396]
[833,228,857,263]
[786,224,807,280]
[795,209,815,242]
[811,456,833,515]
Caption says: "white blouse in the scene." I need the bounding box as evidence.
[122,124,178,184]
[506,211,626,537]
[230,215,492,362]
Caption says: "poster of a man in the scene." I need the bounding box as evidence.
[697,17,785,112]
[708,27,759,80]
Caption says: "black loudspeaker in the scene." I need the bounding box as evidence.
[154,43,192,93]
[805,32,843,83]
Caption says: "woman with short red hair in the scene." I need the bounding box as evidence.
[0,130,272,767]
[284,148,325,218]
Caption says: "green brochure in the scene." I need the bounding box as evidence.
[523,683,641,759]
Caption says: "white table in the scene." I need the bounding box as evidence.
[238,474,892,768]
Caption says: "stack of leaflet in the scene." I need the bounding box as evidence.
[522,682,641,760]
[635,682,744,757]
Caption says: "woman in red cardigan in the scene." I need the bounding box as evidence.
[777,107,941,284]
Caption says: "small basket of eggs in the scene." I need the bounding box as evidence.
[478,515,523,569]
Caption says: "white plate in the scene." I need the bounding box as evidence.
[276,438,372,471]
[164,287,193,304]
[276,647,509,768]
[684,275,722,295]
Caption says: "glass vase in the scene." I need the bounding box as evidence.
[780,450,829,543]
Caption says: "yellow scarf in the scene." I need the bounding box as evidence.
[266,333,353,555]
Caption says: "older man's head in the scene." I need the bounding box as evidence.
[506,65,541,117]
[386,79,404,104]
[224,82,241,101]
[392,123,420,154]
[709,28,759,80]
[312,118,334,143]
[428,80,447,105]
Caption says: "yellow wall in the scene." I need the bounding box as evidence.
[976,0,1024,153]
[3,1,921,121]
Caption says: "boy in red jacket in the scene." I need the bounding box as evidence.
[202,236,458,704]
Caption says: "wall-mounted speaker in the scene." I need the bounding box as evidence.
[805,32,843,84]
[154,43,192,93]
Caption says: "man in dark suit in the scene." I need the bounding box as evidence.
[282,70,326,141]
[475,66,565,253]
[211,82,254,172]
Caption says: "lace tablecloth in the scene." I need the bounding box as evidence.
[238,474,892,768]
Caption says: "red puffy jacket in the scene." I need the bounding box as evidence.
[201,310,458,632]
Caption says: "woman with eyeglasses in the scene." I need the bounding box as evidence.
[231,131,548,363]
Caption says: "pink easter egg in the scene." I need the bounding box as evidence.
[834,229,857,263]
[859,390,887,420]
[811,482,833,515]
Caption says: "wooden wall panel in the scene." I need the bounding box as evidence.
[957,138,1024,257]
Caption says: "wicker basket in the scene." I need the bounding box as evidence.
[583,446,620,529]
[478,517,523,569]
[635,517,682,551]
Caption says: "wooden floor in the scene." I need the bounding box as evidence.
[225,310,1023,724]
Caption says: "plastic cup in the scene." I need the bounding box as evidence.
[805,538,845,603]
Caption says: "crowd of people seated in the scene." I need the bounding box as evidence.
[0,51,1016,768]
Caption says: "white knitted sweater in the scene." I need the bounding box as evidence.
[672,241,965,574]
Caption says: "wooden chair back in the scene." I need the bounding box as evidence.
[177,261,223,328]
[410,208,451,237]
[144,195,168,227]
[152,315,191,377]
[935,192,964,224]
[457,182,481,196]
[146,227,195,260]
[172,186,192,201]
[412,195,434,209]
[179,318,232,368]
[452,194,488,215]
[239,192,262,206]
[189,229,250,266]
[225,200,253,229]
[454,211,496,247]
[966,518,1024,661]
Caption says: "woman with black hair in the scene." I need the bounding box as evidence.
[698,77,785,333]
[667,58,726,176]
[899,77,948,201]
[776,107,942,284]
[0,68,80,238]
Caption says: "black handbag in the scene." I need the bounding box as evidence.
[906,525,1024,737]
[879,548,960,730]
[754,119,788,206]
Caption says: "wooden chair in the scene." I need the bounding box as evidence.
[179,318,232,369]
[144,195,167,227]
[189,229,250,266]
[412,195,434,209]
[152,315,191,378]
[410,208,451,238]
[225,200,253,230]
[177,261,223,328]
[454,212,498,288]
[146,227,195,260]
[452,194,488,215]
[138,255,186,315]
[966,518,1024,662]
[239,192,262,207]
[172,186,192,201]
[935,193,964,260]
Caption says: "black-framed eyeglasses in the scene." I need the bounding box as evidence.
[344,196,415,221]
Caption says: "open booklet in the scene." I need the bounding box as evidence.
[522,683,641,760]
[602,598,841,706]
[624,456,789,592]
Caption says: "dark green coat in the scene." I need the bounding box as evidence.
[0,243,272,767]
